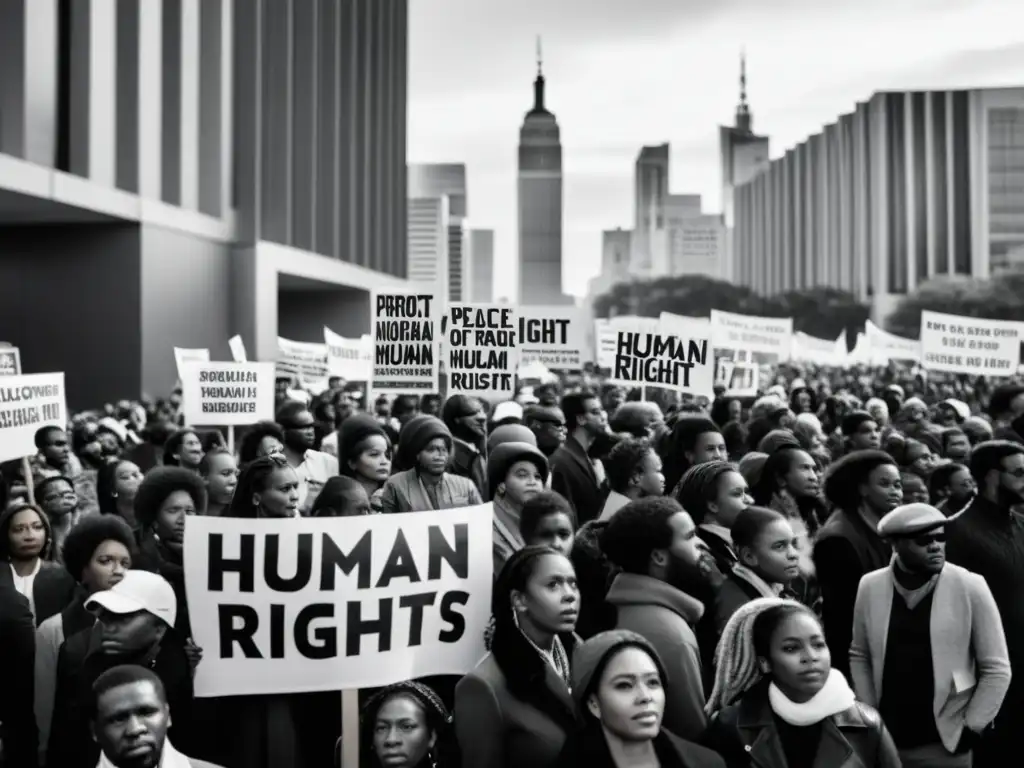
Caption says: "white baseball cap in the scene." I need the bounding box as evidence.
[86,570,177,628]
[492,401,524,424]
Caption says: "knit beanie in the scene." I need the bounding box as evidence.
[757,429,801,456]
[738,452,769,488]
[487,424,537,454]
[571,630,668,710]
[395,415,452,472]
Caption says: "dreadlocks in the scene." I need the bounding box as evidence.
[705,597,815,714]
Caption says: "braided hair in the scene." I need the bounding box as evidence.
[362,680,451,746]
[705,597,816,714]
[671,460,737,525]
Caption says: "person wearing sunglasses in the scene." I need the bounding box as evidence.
[849,502,1010,768]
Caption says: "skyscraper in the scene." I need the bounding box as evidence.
[409,163,467,300]
[719,53,770,281]
[518,40,568,305]
[633,144,670,276]
[466,229,495,302]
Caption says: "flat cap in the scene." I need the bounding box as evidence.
[877,502,963,538]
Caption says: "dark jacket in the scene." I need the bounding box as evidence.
[448,437,487,500]
[813,508,891,678]
[48,624,196,768]
[703,682,901,768]
[0,560,77,626]
[0,586,38,768]
[560,727,725,768]
[135,535,191,639]
[550,435,608,525]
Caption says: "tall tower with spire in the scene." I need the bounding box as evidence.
[517,38,568,305]
[719,51,770,281]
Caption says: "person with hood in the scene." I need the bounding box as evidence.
[488,441,549,573]
[441,394,488,499]
[814,450,903,677]
[379,415,482,513]
[558,630,725,768]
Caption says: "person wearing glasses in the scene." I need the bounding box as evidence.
[524,404,568,458]
[944,440,1024,767]
[274,402,339,516]
[850,502,1010,768]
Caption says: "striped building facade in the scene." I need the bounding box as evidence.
[0,0,410,407]
[734,87,1024,322]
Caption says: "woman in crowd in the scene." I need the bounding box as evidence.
[96,459,145,533]
[34,514,136,765]
[929,461,975,514]
[0,501,76,626]
[455,545,580,768]
[520,490,576,556]
[227,454,302,518]
[199,447,238,517]
[380,415,482,513]
[134,467,206,641]
[712,507,801,637]
[559,629,725,767]
[35,475,84,564]
[659,416,727,495]
[488,441,550,573]
[238,421,287,466]
[703,598,901,768]
[362,681,454,768]
[337,413,392,512]
[814,450,903,677]
[310,476,372,517]
[674,461,754,576]
[162,427,204,472]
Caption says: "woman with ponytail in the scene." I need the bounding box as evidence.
[703,598,900,768]
[454,545,581,768]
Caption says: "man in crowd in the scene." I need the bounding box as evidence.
[275,402,339,516]
[90,665,223,768]
[0,584,37,767]
[609,401,666,441]
[599,438,665,521]
[524,403,567,457]
[946,440,1024,767]
[49,571,195,768]
[550,391,609,524]
[600,497,709,741]
[851,502,1010,768]
[441,394,488,499]
[987,384,1024,443]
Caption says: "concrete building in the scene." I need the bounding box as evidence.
[466,228,494,302]
[0,0,410,409]
[733,87,1024,321]
[518,44,569,305]
[720,54,770,282]
[409,163,467,301]
[407,197,450,299]
[633,144,670,276]
[586,228,632,299]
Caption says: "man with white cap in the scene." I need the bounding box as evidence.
[48,571,197,768]
[849,503,1011,768]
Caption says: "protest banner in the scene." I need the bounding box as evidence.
[324,327,373,381]
[371,290,439,394]
[790,331,848,365]
[179,362,275,427]
[174,347,210,381]
[0,373,67,463]
[228,335,248,363]
[611,316,714,396]
[864,320,920,362]
[518,306,588,370]
[710,310,793,360]
[0,344,22,376]
[445,303,519,398]
[920,311,1023,376]
[277,337,330,393]
[184,505,493,698]
[715,359,760,396]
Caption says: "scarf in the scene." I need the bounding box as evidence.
[891,555,939,610]
[731,564,783,598]
[514,611,572,692]
[769,668,856,726]
[97,738,191,768]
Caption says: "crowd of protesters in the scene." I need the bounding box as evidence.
[1,361,1024,768]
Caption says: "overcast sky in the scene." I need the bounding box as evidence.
[408,0,1024,300]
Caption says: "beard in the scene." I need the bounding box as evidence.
[998,484,1024,508]
[666,551,715,600]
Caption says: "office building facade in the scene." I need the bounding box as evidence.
[733,87,1024,321]
[632,144,670,275]
[466,228,494,302]
[407,196,450,299]
[0,0,409,408]
[409,163,467,301]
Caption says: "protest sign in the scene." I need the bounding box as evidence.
[864,320,920,362]
[228,335,248,363]
[372,291,439,394]
[179,362,275,426]
[710,310,793,360]
[715,358,760,396]
[445,303,519,397]
[174,348,210,381]
[0,373,67,463]
[612,316,714,396]
[791,331,848,365]
[324,327,373,381]
[518,306,588,370]
[0,344,22,376]
[277,338,330,392]
[184,505,493,698]
[920,311,1022,376]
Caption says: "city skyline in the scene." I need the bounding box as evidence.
[409,0,1023,299]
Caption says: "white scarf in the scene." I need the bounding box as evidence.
[97,739,191,768]
[769,669,856,726]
